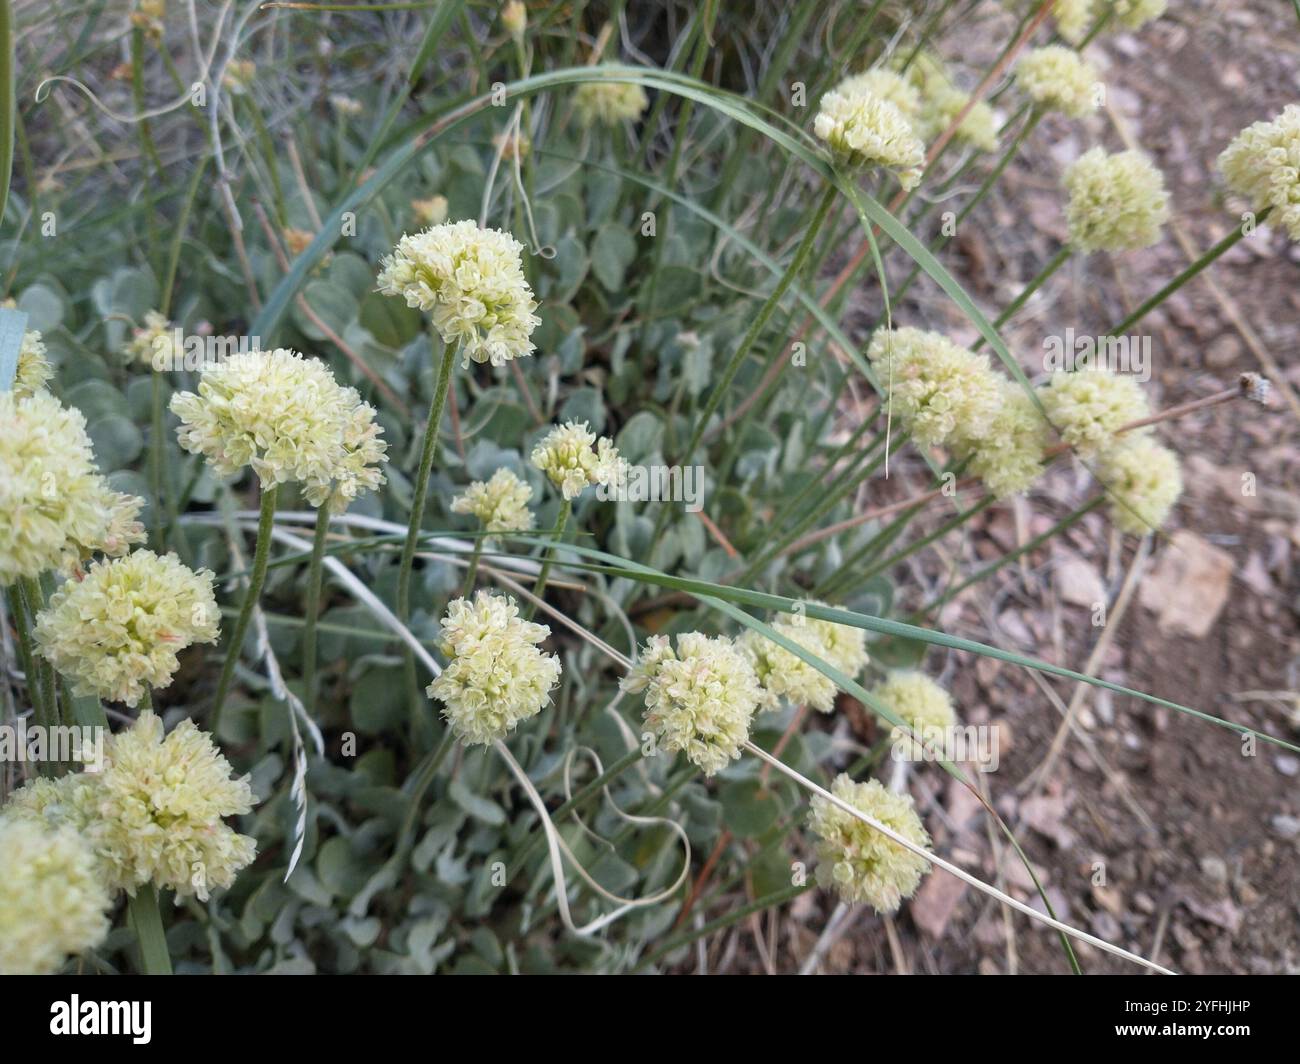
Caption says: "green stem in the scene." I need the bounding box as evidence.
[149,373,165,552]
[129,887,173,975]
[397,339,457,627]
[210,484,279,732]
[526,497,569,620]
[6,583,51,739]
[641,883,815,968]
[1106,210,1268,337]
[19,577,56,733]
[301,505,330,718]
[461,537,484,597]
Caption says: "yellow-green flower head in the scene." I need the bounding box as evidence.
[451,467,535,534]
[967,381,1051,498]
[324,399,389,514]
[502,0,527,38]
[14,327,52,398]
[0,391,145,586]
[740,623,838,714]
[170,348,387,507]
[1218,104,1300,242]
[807,774,932,913]
[530,420,626,500]
[1098,434,1182,534]
[1114,0,1167,30]
[426,590,561,746]
[377,220,540,366]
[0,817,111,974]
[621,632,762,777]
[573,78,649,126]
[1054,0,1093,43]
[125,310,174,367]
[814,86,925,189]
[922,82,998,152]
[412,195,449,227]
[867,327,1003,449]
[872,668,956,741]
[1040,368,1149,454]
[802,605,870,680]
[35,550,219,707]
[1016,46,1100,118]
[10,712,257,900]
[1063,147,1170,253]
[834,70,923,127]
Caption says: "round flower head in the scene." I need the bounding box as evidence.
[530,420,626,500]
[451,467,535,534]
[867,327,1003,449]
[967,381,1051,498]
[802,605,870,680]
[0,391,145,586]
[1040,368,1149,454]
[377,220,540,366]
[426,591,561,746]
[872,669,956,758]
[1063,147,1170,253]
[502,0,527,38]
[125,310,175,368]
[13,327,52,398]
[170,348,386,506]
[807,774,932,913]
[1016,46,1099,118]
[1114,0,1167,30]
[321,397,388,514]
[412,195,449,227]
[741,623,838,714]
[9,712,257,900]
[35,550,219,707]
[1218,105,1300,242]
[1098,435,1182,534]
[922,82,998,152]
[1044,0,1092,44]
[573,78,649,126]
[621,632,763,777]
[814,86,925,189]
[834,70,922,129]
[0,817,111,974]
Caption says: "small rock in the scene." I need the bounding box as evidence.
[1271,814,1300,839]
[1200,857,1228,885]
[1274,755,1299,778]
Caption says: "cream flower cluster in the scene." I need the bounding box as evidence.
[1040,367,1150,454]
[1097,434,1183,534]
[0,390,145,586]
[0,817,111,974]
[412,195,449,227]
[967,381,1051,499]
[530,420,626,500]
[378,220,541,366]
[836,70,922,124]
[814,81,925,189]
[170,348,387,510]
[125,310,175,367]
[34,549,219,707]
[807,774,932,912]
[9,712,258,900]
[1016,46,1099,118]
[621,632,764,776]
[426,591,562,746]
[902,54,998,152]
[1218,105,1300,242]
[741,623,839,714]
[573,78,649,126]
[14,327,52,398]
[1114,0,1168,30]
[873,669,957,758]
[451,467,535,534]
[866,327,1002,449]
[1063,147,1170,253]
[803,607,871,679]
